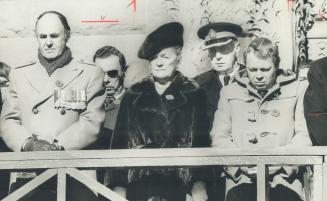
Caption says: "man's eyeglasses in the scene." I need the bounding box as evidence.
[104,70,119,78]
[208,41,236,56]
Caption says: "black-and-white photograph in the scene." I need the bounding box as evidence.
[0,0,326,201]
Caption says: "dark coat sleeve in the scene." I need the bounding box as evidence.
[110,95,131,149]
[108,94,133,188]
[192,89,210,147]
[304,61,327,145]
[189,89,216,189]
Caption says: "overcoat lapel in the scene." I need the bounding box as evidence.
[23,61,83,107]
[23,62,49,93]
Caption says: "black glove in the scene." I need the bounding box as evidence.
[22,136,60,152]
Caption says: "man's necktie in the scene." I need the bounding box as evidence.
[258,90,268,98]
[223,75,231,86]
[0,89,2,113]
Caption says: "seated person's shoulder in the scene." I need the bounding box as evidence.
[308,57,327,76]
[297,65,309,81]
[13,61,37,70]
[214,82,246,102]
[10,61,37,79]
[193,70,215,86]
[178,74,202,93]
[221,82,244,95]
[310,56,327,68]
[77,58,95,68]
[126,77,152,95]
[76,58,103,75]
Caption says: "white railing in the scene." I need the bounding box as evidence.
[0,147,326,201]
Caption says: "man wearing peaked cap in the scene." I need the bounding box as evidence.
[195,22,245,131]
[197,22,243,42]
[194,22,245,201]
[110,22,211,201]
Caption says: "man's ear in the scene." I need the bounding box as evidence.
[64,31,71,42]
[234,41,240,53]
[176,47,182,60]
[34,30,38,39]
[177,53,182,63]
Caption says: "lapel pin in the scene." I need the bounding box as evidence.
[165,94,174,100]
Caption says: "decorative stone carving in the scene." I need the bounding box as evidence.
[293,0,315,67]
[307,21,327,61]
[305,0,327,62]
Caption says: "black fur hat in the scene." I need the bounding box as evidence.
[138,22,184,60]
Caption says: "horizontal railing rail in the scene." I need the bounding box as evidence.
[0,147,326,201]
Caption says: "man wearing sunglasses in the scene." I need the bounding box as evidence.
[92,46,127,193]
[92,46,127,149]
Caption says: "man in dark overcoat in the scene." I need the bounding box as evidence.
[304,57,327,145]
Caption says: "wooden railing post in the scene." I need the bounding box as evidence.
[312,164,323,201]
[57,168,67,201]
[2,169,57,201]
[322,158,327,201]
[257,164,269,201]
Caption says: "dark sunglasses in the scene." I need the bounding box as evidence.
[0,80,8,87]
[208,41,236,56]
[105,70,119,78]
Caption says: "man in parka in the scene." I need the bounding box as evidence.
[211,37,311,201]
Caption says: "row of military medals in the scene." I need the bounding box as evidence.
[54,89,87,114]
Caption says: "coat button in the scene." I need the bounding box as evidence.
[55,80,64,88]
[247,111,256,122]
[32,108,39,114]
[249,136,258,144]
[260,109,269,114]
[60,109,66,115]
[260,132,277,137]
[270,109,280,117]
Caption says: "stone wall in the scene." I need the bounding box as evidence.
[0,0,294,77]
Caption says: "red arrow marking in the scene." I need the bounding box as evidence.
[127,0,136,12]
[318,10,327,20]
[81,19,120,23]
[288,0,293,12]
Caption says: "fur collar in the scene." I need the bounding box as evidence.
[130,72,197,113]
